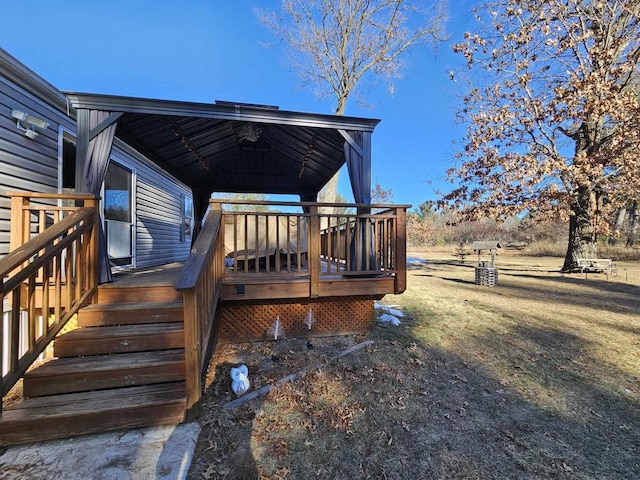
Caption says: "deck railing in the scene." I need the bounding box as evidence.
[223,209,310,275]
[1,193,100,413]
[319,207,405,274]
[219,200,408,294]
[175,208,224,420]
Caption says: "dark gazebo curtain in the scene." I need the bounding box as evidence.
[346,131,371,205]
[77,109,119,283]
[191,188,213,245]
[344,131,376,271]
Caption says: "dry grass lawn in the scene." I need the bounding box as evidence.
[188,253,640,479]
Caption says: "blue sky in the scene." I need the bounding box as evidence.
[0,0,476,209]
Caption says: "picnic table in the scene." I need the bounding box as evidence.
[576,258,617,276]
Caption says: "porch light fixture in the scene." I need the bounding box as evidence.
[11,109,50,139]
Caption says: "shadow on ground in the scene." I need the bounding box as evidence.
[187,313,639,479]
[186,255,639,479]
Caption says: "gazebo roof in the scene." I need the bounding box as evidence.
[65,92,380,198]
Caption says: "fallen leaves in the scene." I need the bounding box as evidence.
[187,262,640,480]
[328,406,356,433]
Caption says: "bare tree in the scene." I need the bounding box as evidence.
[259,0,447,202]
[444,0,640,271]
[212,193,271,212]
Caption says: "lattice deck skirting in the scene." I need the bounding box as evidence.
[217,296,375,343]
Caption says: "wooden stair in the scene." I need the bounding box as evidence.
[0,285,188,447]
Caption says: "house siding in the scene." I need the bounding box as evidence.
[0,49,192,268]
[0,73,72,255]
[127,150,192,268]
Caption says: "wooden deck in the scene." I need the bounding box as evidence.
[106,258,397,300]
[110,256,397,306]
[222,255,396,301]
[1,196,407,447]
[108,262,184,287]
[1,279,187,447]
[1,260,397,446]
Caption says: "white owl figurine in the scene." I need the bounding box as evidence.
[230,364,250,395]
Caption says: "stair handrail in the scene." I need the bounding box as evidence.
[175,208,224,421]
[0,208,95,280]
[1,207,99,411]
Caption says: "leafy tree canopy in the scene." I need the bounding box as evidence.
[444,0,640,270]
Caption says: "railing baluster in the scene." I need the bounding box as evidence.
[242,215,247,273]
[383,218,389,270]
[65,242,73,310]
[75,234,83,301]
[39,210,46,237]
[376,217,380,270]
[233,215,238,272]
[42,261,50,339]
[10,289,20,377]
[265,214,270,273]
[27,275,36,353]
[335,218,340,268]
[83,228,90,292]
[253,214,259,273]
[214,201,406,285]
[55,252,62,320]
[2,194,100,405]
[286,217,291,273]
[390,217,395,270]
[275,215,281,273]
[345,216,352,272]
[356,217,362,272]
[365,217,371,271]
[376,218,382,270]
[327,219,333,273]
[297,216,302,273]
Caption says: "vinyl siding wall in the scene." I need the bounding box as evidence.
[125,145,192,268]
[0,74,71,255]
[0,55,192,267]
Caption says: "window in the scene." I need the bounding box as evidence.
[104,162,132,224]
[181,194,194,242]
[58,129,77,194]
[104,161,134,267]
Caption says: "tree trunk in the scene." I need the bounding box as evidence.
[626,200,638,248]
[608,207,627,245]
[317,100,347,225]
[318,98,347,203]
[317,173,339,204]
[562,186,593,272]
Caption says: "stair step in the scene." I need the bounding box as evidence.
[97,285,182,304]
[77,301,183,327]
[54,323,185,357]
[0,382,186,447]
[23,350,186,397]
